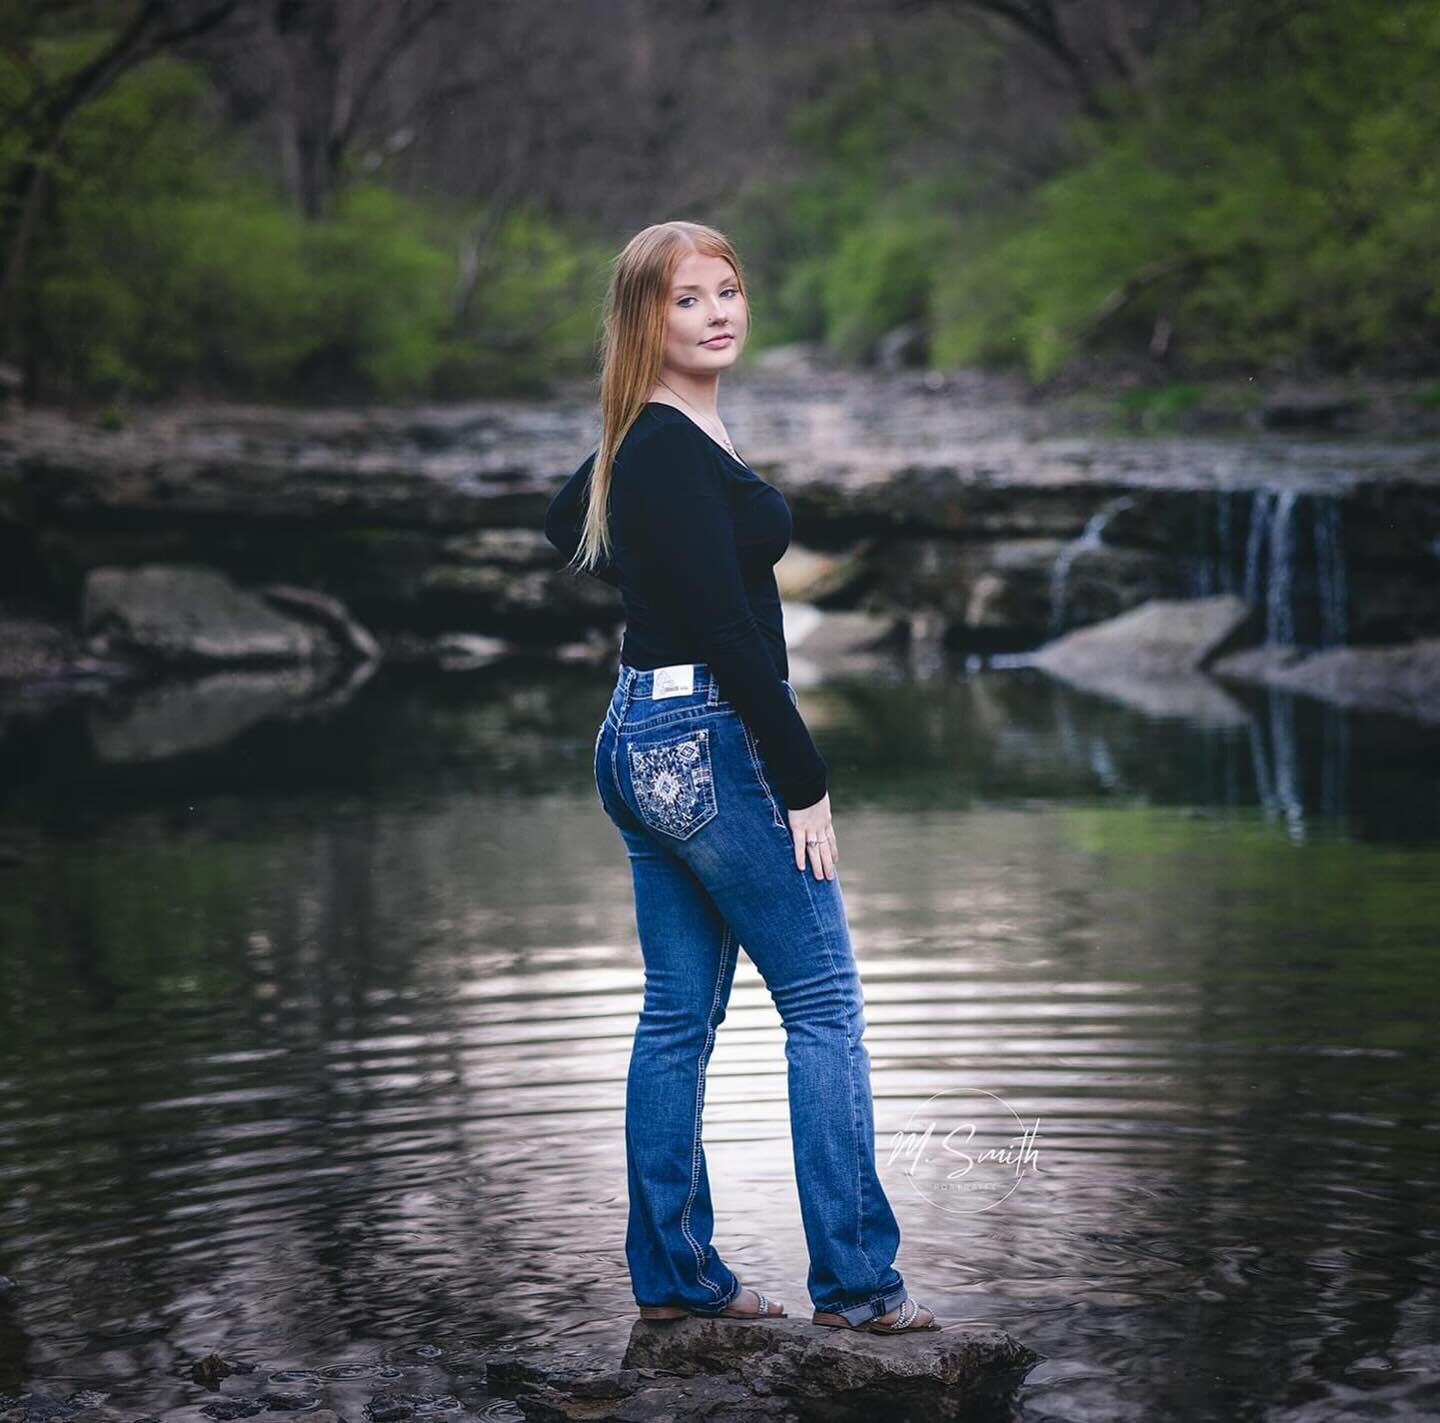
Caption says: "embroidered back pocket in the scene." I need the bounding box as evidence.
[627,726,718,840]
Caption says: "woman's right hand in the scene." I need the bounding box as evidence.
[788,794,838,880]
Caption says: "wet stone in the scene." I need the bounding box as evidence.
[479,1316,1039,1423]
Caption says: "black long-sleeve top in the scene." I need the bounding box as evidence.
[544,401,828,810]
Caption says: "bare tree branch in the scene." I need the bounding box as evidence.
[149,0,245,50]
[899,0,1116,120]
[1072,250,1217,344]
[332,0,453,168]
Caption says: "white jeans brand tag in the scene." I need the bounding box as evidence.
[651,664,695,698]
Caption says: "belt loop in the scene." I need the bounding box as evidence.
[616,663,637,722]
[707,666,718,705]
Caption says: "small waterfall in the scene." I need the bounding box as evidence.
[1049,495,1134,636]
[1053,484,1349,650]
[1312,498,1348,647]
[1266,489,1298,645]
[1227,487,1347,648]
[1242,489,1275,608]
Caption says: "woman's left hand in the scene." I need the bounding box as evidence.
[788,794,838,880]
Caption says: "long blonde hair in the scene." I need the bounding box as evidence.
[564,220,750,578]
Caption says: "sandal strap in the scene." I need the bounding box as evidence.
[878,1298,917,1330]
[753,1290,770,1314]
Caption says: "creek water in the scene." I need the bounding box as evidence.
[1,660,1437,1421]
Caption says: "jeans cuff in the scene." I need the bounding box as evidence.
[689,1275,742,1315]
[828,1283,908,1326]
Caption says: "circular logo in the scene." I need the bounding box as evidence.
[885,1086,1042,1216]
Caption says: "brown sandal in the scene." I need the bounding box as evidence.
[812,1298,940,1333]
[638,1284,786,1321]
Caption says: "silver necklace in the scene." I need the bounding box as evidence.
[657,380,740,460]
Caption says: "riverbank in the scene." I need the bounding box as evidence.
[2,372,1438,743]
[1019,363,1440,440]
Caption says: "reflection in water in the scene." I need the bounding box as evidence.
[1,663,1438,1421]
[1240,688,1352,844]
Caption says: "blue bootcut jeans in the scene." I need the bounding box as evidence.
[593,659,909,1325]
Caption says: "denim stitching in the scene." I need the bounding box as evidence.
[610,670,634,798]
[690,1277,743,1315]
[627,728,718,840]
[831,1284,909,1322]
[611,724,621,809]
[619,703,733,734]
[795,867,881,1287]
[738,718,787,829]
[678,918,736,1302]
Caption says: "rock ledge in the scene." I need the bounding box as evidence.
[484,1315,1040,1422]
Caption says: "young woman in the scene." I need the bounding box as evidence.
[544,221,939,1335]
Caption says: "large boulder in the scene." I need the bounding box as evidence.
[484,1314,1039,1421]
[622,1313,1037,1401]
[1211,639,1440,722]
[82,564,328,667]
[1026,595,1257,726]
[1031,595,1255,679]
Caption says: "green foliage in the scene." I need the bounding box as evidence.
[9,0,1440,397]
[928,211,1027,370]
[432,208,609,395]
[733,73,972,361]
[1112,382,1202,430]
[740,3,1440,380]
[10,30,603,400]
[297,183,452,395]
[930,0,1440,379]
[935,141,1196,377]
[821,203,958,361]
